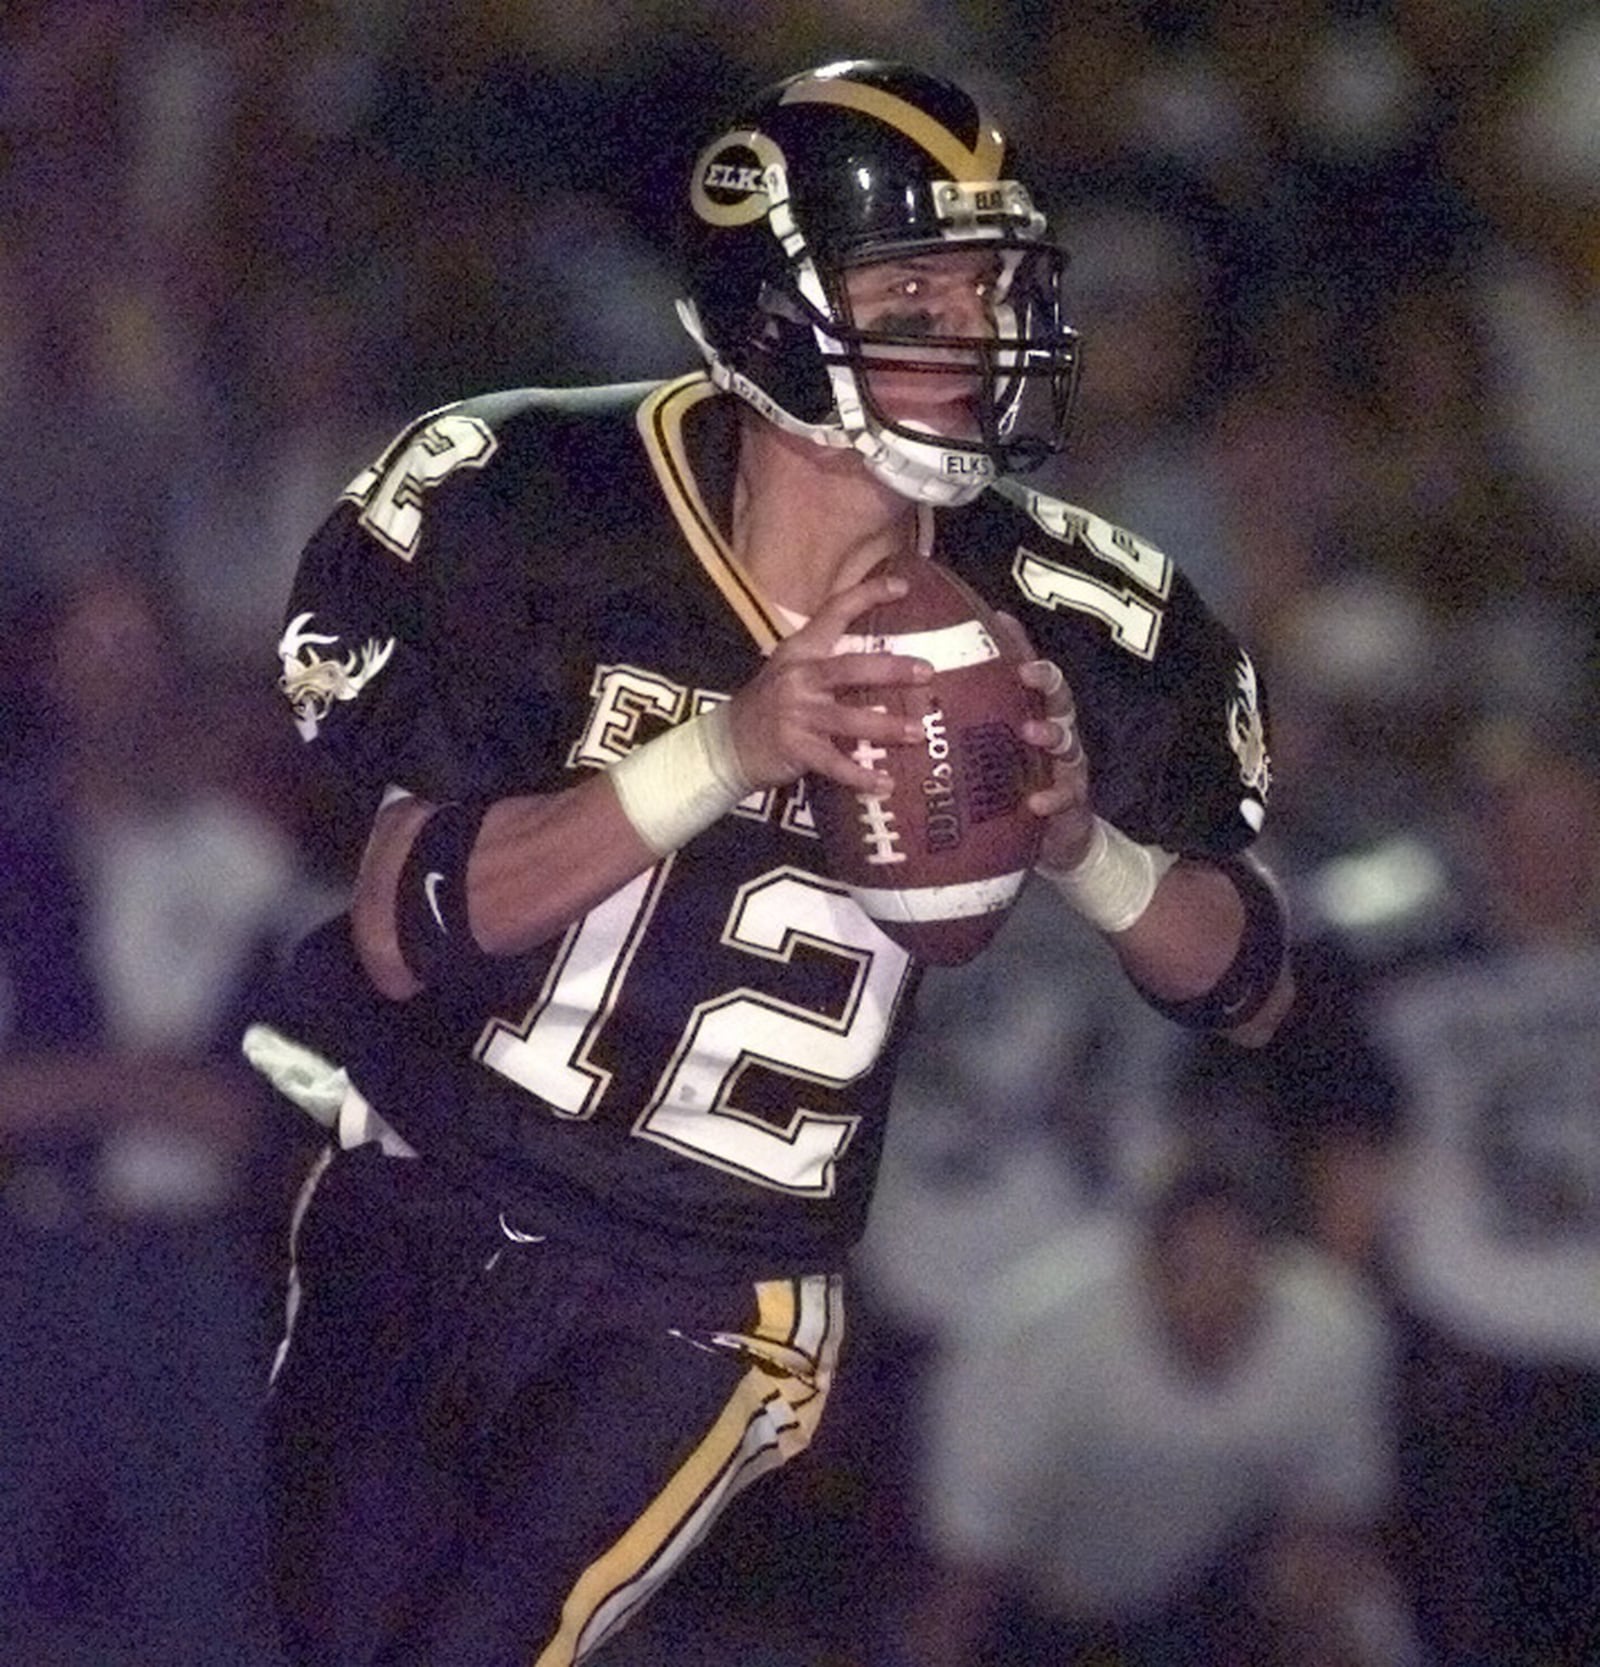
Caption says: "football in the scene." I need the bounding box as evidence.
[810,555,1050,965]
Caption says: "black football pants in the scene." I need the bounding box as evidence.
[264,1146,842,1667]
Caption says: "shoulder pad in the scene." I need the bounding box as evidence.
[992,478,1172,578]
[337,381,674,563]
[951,480,1271,854]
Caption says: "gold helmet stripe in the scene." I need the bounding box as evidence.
[778,74,1004,183]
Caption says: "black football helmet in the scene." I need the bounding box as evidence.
[677,60,1081,506]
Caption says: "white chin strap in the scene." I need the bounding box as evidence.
[675,297,994,508]
[856,423,993,507]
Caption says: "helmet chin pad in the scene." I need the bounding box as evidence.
[853,416,995,507]
[678,294,994,505]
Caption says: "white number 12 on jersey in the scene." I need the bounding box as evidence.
[475,863,912,1196]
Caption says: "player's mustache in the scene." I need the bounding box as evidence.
[871,310,938,335]
[860,313,984,375]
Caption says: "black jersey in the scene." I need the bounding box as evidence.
[273,373,1271,1274]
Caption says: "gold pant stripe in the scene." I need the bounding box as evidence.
[530,1275,841,1667]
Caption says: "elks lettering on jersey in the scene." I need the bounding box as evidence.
[942,453,993,477]
[569,662,819,838]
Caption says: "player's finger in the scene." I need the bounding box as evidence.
[1050,706,1084,763]
[806,571,910,642]
[799,737,894,797]
[1022,709,1083,763]
[824,700,925,748]
[1017,654,1073,714]
[989,608,1038,664]
[815,650,933,690]
[1024,776,1089,820]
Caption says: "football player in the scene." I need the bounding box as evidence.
[251,60,1294,1666]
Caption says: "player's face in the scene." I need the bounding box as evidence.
[840,249,1002,437]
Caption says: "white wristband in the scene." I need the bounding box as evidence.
[1039,816,1176,934]
[609,703,752,856]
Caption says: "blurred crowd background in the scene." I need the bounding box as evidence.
[1,2,1596,1664]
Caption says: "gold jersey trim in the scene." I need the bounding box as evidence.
[635,375,786,653]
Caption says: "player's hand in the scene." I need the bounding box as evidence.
[991,609,1096,870]
[726,572,933,794]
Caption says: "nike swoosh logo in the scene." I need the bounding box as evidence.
[423,871,448,933]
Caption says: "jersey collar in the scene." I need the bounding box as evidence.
[636,374,788,652]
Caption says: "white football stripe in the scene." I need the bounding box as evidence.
[849,871,1028,923]
[834,620,999,671]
